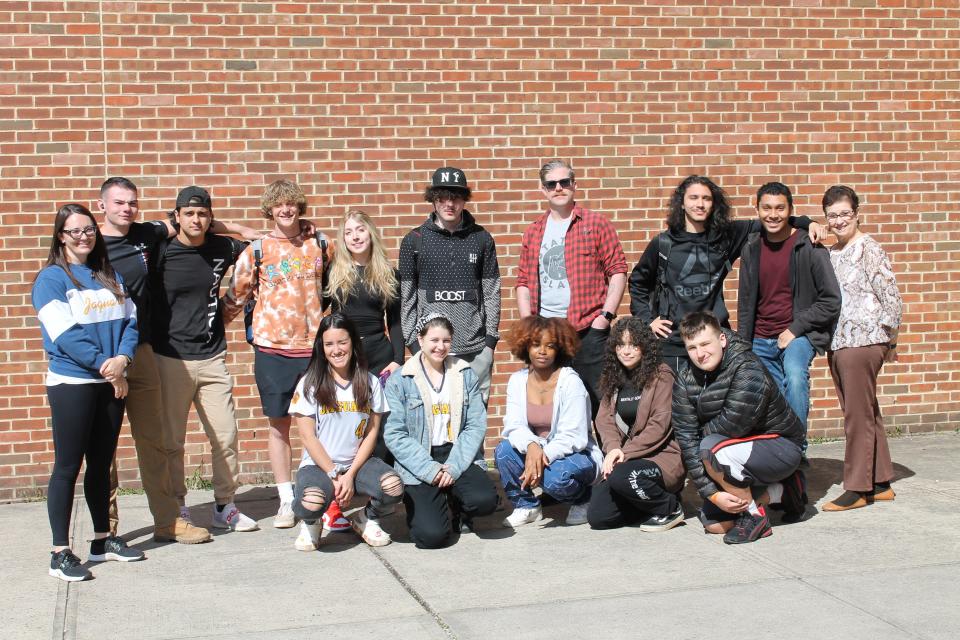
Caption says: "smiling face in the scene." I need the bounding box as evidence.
[825,198,860,245]
[527,330,559,373]
[682,182,714,231]
[270,200,301,236]
[98,185,139,233]
[683,325,727,373]
[59,212,98,264]
[757,193,792,241]
[343,216,372,260]
[615,331,644,370]
[322,327,353,377]
[418,325,452,369]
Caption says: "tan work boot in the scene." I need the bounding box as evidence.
[154,517,212,544]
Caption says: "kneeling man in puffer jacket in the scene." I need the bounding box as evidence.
[673,311,808,544]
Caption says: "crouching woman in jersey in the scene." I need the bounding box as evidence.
[287,313,403,551]
[383,313,499,548]
[32,204,144,582]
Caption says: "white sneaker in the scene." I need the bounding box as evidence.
[351,509,391,547]
[273,501,296,529]
[294,521,321,551]
[211,502,259,532]
[178,505,192,524]
[502,505,542,528]
[566,503,590,526]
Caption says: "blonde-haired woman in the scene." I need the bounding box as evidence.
[325,209,404,382]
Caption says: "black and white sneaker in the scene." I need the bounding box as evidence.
[639,504,685,532]
[88,535,145,563]
[49,549,90,582]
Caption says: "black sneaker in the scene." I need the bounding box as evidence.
[88,535,145,563]
[780,470,808,524]
[49,549,90,582]
[639,504,685,532]
[723,510,772,545]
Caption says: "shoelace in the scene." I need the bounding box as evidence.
[58,551,81,568]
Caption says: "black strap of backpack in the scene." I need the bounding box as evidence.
[654,233,672,316]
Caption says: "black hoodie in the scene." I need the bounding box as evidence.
[629,217,810,356]
[398,210,501,356]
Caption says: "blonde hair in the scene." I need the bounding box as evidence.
[260,179,307,219]
[326,209,398,309]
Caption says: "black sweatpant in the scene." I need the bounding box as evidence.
[403,443,499,549]
[587,459,677,530]
[47,383,125,547]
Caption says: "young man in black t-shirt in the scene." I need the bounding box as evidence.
[151,186,259,533]
[99,177,259,544]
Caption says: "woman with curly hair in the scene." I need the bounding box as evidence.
[495,316,604,528]
[629,175,824,373]
[587,317,685,531]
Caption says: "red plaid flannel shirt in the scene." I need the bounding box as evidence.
[516,205,627,331]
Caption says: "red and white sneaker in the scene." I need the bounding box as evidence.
[322,499,351,533]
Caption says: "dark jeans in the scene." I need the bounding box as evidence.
[572,326,609,418]
[47,383,125,547]
[403,443,499,549]
[293,457,402,523]
[587,459,677,529]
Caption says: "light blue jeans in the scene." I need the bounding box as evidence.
[752,336,816,451]
[494,440,596,509]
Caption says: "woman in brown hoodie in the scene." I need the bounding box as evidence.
[587,317,686,531]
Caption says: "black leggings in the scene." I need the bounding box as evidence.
[47,384,125,546]
[587,459,677,530]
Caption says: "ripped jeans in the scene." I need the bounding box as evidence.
[293,457,403,523]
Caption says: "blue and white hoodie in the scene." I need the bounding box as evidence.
[31,264,139,383]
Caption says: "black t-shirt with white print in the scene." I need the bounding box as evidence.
[151,235,247,360]
[103,221,169,344]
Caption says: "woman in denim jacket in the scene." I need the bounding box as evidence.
[383,314,498,548]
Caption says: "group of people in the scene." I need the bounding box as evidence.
[31,161,902,582]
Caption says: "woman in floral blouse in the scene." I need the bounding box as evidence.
[821,185,903,512]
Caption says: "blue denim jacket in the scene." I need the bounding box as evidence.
[383,353,488,486]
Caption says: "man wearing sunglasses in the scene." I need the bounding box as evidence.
[516,160,627,417]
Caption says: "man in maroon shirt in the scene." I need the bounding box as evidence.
[736,182,841,462]
[516,160,627,416]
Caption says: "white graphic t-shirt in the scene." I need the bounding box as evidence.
[538,214,573,318]
[288,373,386,469]
[428,376,453,447]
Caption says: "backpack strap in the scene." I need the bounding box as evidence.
[411,228,422,271]
[654,233,673,318]
[250,238,263,294]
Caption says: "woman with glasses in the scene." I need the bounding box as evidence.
[820,186,903,512]
[32,204,143,581]
[495,315,603,528]
[587,317,685,531]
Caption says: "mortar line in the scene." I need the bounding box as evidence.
[98,0,108,176]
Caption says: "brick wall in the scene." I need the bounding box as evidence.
[2,1,958,501]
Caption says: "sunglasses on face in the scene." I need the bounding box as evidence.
[542,178,574,190]
[62,225,97,239]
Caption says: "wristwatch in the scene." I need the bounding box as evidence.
[601,310,616,322]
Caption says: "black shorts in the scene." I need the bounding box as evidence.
[254,348,311,418]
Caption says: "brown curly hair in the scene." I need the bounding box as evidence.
[509,316,580,367]
[598,317,662,400]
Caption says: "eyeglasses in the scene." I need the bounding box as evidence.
[825,210,856,222]
[542,178,574,190]
[62,225,97,239]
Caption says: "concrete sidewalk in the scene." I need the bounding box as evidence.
[10,433,959,640]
